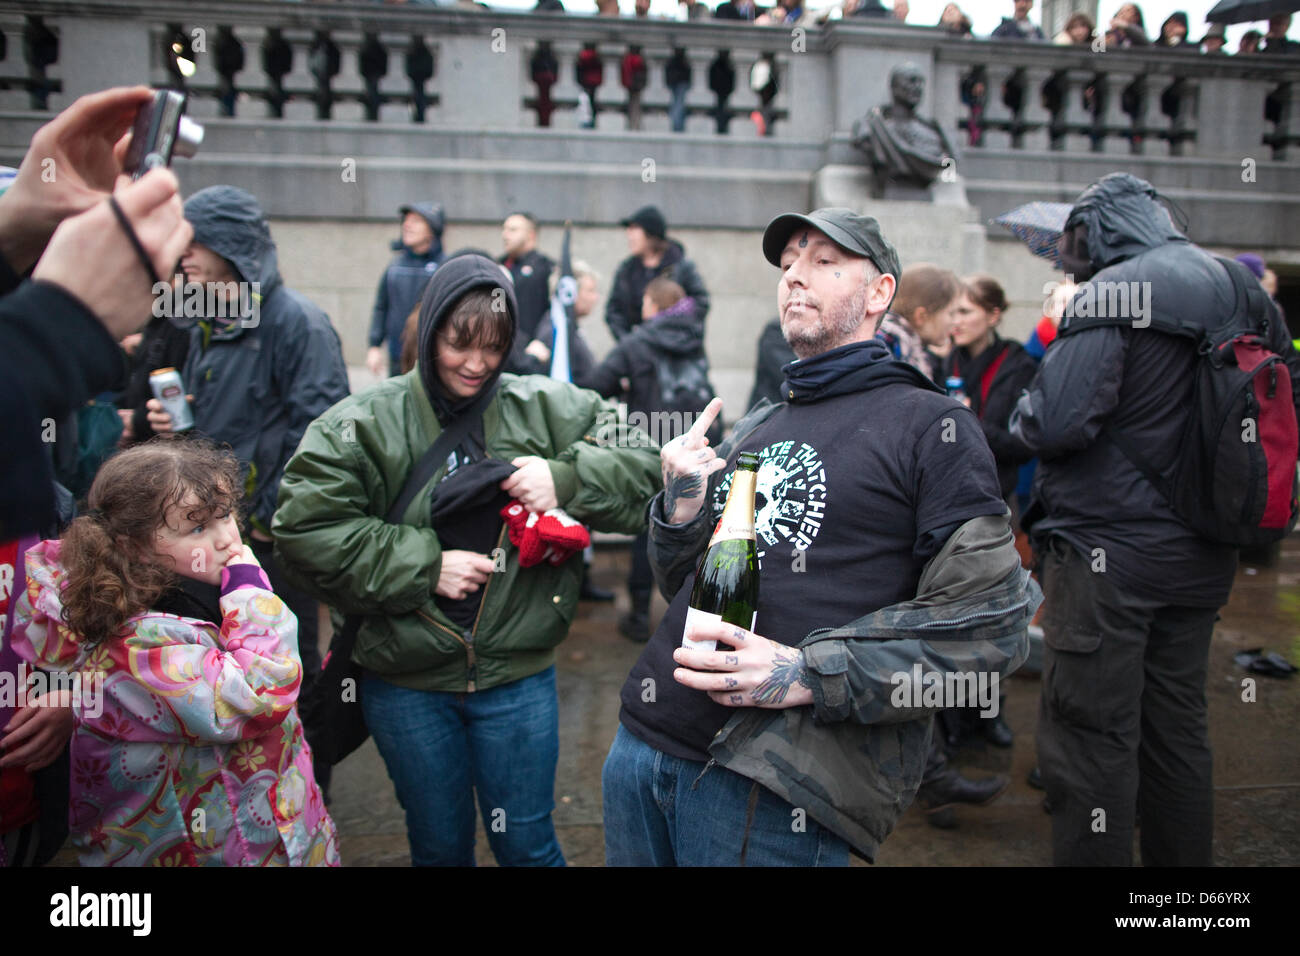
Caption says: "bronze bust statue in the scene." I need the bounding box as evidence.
[852,64,958,193]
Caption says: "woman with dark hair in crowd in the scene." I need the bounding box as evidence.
[1105,3,1148,48]
[944,275,1037,503]
[275,255,661,867]
[941,275,1038,749]
[1054,11,1094,46]
[878,263,961,385]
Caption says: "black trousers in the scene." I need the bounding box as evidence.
[628,530,653,610]
[1037,536,1217,866]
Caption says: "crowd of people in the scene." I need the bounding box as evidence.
[363,0,1300,57]
[1,84,1297,869]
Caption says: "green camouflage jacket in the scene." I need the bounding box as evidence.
[647,400,1041,860]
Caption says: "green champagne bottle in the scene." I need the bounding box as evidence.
[683,452,761,653]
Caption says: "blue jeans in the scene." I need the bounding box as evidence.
[361,667,565,867]
[602,724,850,866]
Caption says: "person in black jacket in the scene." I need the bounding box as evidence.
[116,305,192,447]
[499,212,554,342]
[945,275,1038,502]
[367,201,445,378]
[1010,173,1300,866]
[578,277,711,641]
[747,317,795,411]
[941,274,1036,752]
[605,206,710,342]
[989,0,1046,41]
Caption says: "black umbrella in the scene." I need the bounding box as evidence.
[1207,0,1300,24]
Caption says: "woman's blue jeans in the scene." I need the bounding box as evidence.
[361,666,566,867]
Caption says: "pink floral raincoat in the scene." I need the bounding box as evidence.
[9,540,339,867]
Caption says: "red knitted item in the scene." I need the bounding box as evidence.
[499,503,590,567]
[536,509,590,555]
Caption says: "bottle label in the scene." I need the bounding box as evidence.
[682,606,757,653]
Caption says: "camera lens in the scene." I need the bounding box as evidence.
[174,116,204,159]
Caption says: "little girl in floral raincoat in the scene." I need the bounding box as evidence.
[9,439,338,866]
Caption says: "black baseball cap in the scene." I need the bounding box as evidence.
[762,207,901,280]
[620,205,667,240]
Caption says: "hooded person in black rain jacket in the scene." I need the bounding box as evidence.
[367,201,446,377]
[1010,172,1300,867]
[144,185,350,741]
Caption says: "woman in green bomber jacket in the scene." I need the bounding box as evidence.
[272,254,661,866]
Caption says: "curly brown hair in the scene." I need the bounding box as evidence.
[58,439,243,647]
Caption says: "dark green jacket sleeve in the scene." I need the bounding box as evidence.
[273,407,444,616]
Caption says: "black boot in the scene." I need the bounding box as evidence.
[579,562,615,602]
[981,711,1013,748]
[914,769,1010,817]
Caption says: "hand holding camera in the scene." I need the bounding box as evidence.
[15,86,203,341]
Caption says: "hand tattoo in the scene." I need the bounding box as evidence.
[725,654,739,666]
[725,677,738,688]
[730,694,744,705]
[750,649,814,705]
[664,469,704,519]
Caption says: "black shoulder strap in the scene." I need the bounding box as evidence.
[386,383,498,524]
[328,384,499,675]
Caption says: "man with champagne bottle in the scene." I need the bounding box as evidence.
[602,208,1040,866]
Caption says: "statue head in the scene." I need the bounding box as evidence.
[889,63,925,111]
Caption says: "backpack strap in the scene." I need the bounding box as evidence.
[1213,256,1272,340]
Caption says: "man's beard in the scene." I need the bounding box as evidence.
[782,283,869,359]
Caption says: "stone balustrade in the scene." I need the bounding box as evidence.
[2,1,1297,160]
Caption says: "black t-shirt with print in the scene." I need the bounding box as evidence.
[618,382,1007,762]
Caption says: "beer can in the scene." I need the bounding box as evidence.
[149,367,194,432]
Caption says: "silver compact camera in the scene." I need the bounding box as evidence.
[123,89,204,180]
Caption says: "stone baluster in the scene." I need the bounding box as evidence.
[979,60,1017,150]
[1099,66,1137,155]
[1019,65,1053,152]
[1058,68,1096,153]
[544,41,583,130]
[329,30,366,123]
[279,28,317,121]
[1160,72,1195,158]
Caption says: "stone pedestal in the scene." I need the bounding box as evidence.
[811,164,987,275]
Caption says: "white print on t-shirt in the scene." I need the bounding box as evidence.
[713,439,827,563]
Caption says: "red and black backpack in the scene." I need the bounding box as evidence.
[1091,257,1299,548]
